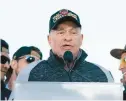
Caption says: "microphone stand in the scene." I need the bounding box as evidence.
[65,61,72,81]
[63,51,91,82]
[65,61,91,82]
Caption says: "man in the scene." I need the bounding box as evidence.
[28,9,113,82]
[0,39,11,100]
[11,46,42,75]
[110,45,126,100]
[7,46,42,90]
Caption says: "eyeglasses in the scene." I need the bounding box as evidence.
[17,55,35,63]
[1,55,10,64]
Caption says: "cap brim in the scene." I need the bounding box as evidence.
[110,49,125,59]
[52,16,81,30]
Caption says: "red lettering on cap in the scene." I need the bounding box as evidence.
[60,9,68,15]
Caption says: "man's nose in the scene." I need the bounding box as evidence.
[64,33,72,41]
[119,62,126,70]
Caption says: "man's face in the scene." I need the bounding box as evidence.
[119,52,126,73]
[48,21,83,58]
[0,52,10,80]
[12,51,40,75]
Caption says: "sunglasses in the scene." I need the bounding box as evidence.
[1,55,10,64]
[121,57,126,63]
[17,55,35,63]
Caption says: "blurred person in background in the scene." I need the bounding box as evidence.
[110,45,126,100]
[0,39,11,100]
[7,46,42,90]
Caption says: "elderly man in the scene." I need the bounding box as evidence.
[28,9,113,82]
[0,39,11,100]
[110,45,126,100]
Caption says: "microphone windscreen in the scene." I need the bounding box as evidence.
[63,51,73,63]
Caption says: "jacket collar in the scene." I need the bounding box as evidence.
[48,49,88,68]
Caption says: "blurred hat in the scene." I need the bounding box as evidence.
[110,45,126,59]
[13,46,42,60]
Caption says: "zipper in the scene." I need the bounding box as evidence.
[68,69,72,82]
[67,63,72,82]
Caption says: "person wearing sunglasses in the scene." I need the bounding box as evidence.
[110,45,126,100]
[7,46,42,90]
[0,39,11,100]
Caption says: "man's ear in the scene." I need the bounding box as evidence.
[81,34,83,40]
[11,60,18,70]
[80,34,83,45]
[47,35,51,45]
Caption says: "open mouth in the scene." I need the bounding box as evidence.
[62,44,73,50]
[63,44,71,46]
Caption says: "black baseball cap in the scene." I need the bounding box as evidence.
[13,46,42,60]
[1,39,9,53]
[49,9,81,32]
[110,45,126,59]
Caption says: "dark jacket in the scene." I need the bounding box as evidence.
[1,80,11,100]
[28,49,113,82]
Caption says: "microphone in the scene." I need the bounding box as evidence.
[63,51,73,81]
[63,51,91,82]
[63,51,73,63]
